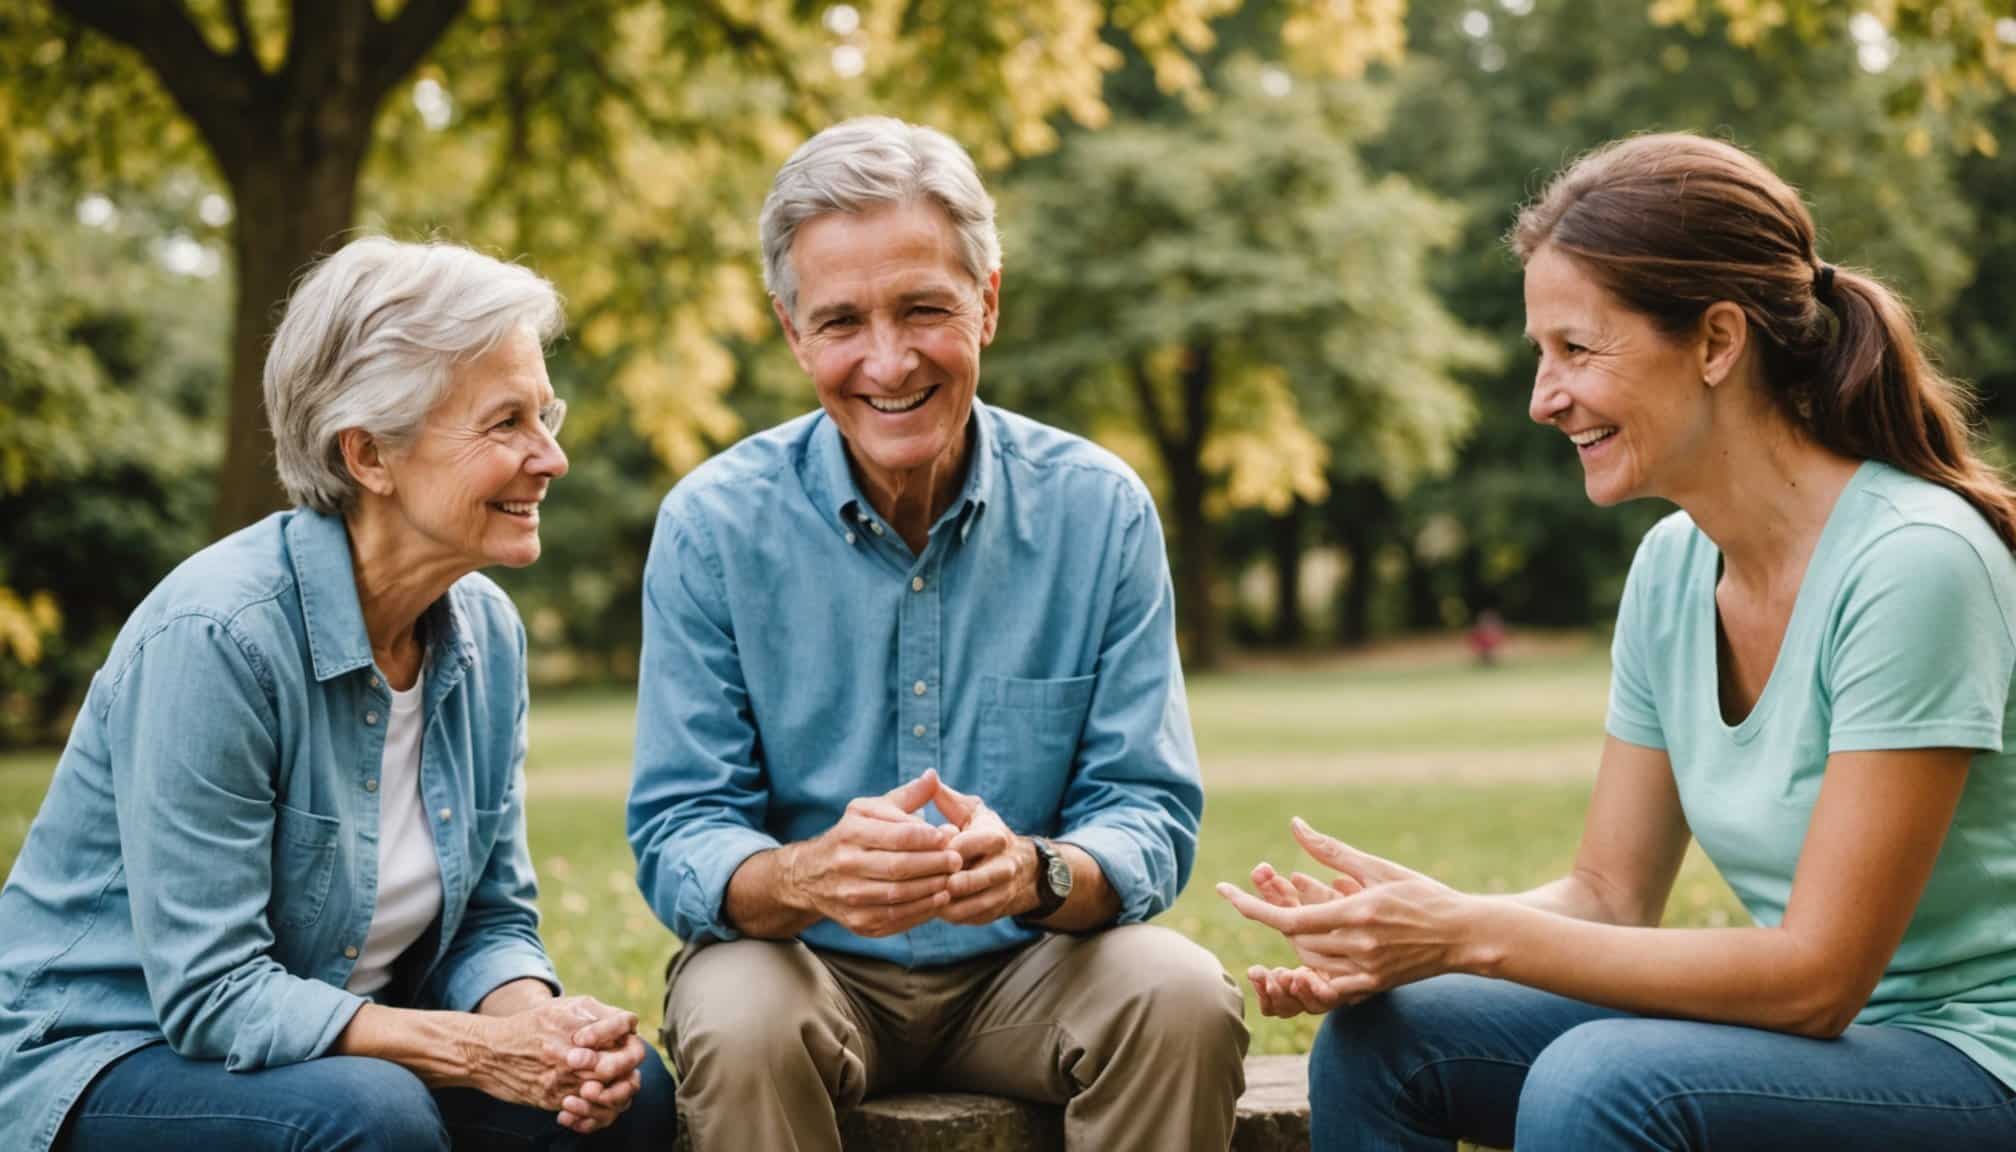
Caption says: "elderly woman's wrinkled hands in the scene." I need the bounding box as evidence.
[471,995,649,1134]
[1220,818,1486,1004]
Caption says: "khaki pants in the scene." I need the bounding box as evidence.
[662,924,1249,1151]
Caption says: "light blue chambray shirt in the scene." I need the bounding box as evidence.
[0,509,557,1152]
[627,400,1203,967]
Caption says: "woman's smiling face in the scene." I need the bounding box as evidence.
[1524,244,1715,507]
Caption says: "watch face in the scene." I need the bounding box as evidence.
[1045,851,1074,896]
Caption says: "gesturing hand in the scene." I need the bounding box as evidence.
[1241,860,1368,1019]
[1219,817,1482,1002]
[784,769,964,937]
[932,778,1038,925]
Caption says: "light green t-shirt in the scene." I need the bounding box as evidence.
[1609,460,2016,1088]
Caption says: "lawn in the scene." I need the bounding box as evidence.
[0,637,1746,1059]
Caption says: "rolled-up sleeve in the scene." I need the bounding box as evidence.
[105,615,365,1070]
[1057,486,1203,924]
[628,497,780,944]
[423,612,561,1011]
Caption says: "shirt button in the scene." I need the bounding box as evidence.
[845,531,857,544]
[343,945,359,959]
[913,724,926,738]
[368,675,382,690]
[364,778,378,792]
[438,807,453,823]
[911,576,925,592]
[364,710,380,726]
[913,680,927,696]
[870,522,884,536]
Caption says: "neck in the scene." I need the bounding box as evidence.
[852,422,973,552]
[1665,403,1860,593]
[344,499,471,680]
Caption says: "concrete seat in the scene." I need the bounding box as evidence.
[675,1054,1310,1151]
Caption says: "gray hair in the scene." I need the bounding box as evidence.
[264,236,564,514]
[760,116,1001,318]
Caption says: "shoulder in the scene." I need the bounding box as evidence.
[1621,508,1711,602]
[656,411,817,534]
[986,404,1155,519]
[1846,464,2016,584]
[97,513,301,703]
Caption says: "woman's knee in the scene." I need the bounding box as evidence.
[1518,1020,1677,1151]
[283,1057,449,1152]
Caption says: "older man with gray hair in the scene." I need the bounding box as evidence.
[628,117,1248,1149]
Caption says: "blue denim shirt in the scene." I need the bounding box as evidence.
[0,509,557,1152]
[628,401,1203,967]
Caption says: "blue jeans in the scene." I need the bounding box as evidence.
[59,1040,678,1152]
[1309,974,2016,1151]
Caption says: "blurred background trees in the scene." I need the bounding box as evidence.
[3,0,2014,740]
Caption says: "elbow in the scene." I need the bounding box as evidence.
[1781,982,1869,1040]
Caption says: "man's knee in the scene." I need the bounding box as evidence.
[665,941,859,1097]
[1097,926,1247,1063]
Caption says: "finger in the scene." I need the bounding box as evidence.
[1288,872,1343,905]
[940,888,1016,925]
[1245,967,1286,1018]
[852,890,952,937]
[1215,882,1301,932]
[854,847,965,880]
[838,873,953,907]
[882,769,941,814]
[847,818,960,852]
[1286,969,1340,1014]
[931,775,980,825]
[947,822,1011,865]
[570,1007,639,1050]
[1291,817,1410,886]
[589,1036,647,1083]
[946,854,1016,899]
[1250,862,1301,908]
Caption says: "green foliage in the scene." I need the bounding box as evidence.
[0,189,224,744]
[1360,0,1982,627]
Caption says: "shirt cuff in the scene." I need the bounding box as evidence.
[438,946,563,1014]
[231,976,368,1072]
[674,826,784,943]
[1058,822,1162,925]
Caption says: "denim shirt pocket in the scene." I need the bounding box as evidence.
[268,802,342,929]
[980,674,1097,830]
[469,797,512,874]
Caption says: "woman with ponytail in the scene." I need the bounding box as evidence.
[1222,133,2016,1149]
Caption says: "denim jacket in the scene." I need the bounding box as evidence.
[0,508,557,1152]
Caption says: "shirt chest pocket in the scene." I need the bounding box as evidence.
[269,802,342,929]
[980,674,1096,830]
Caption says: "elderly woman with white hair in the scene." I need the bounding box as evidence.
[0,238,675,1152]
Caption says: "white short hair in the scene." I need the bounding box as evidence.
[264,237,564,514]
[760,117,1001,317]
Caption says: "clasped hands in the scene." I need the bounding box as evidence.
[781,769,1040,936]
[1216,817,1484,1019]
[471,994,649,1134]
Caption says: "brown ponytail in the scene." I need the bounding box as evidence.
[1512,133,2016,549]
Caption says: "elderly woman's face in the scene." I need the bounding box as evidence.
[1523,245,1710,507]
[385,324,568,569]
[779,199,999,491]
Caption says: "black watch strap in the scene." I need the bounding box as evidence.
[1019,837,1071,925]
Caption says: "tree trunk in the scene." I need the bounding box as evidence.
[216,143,369,535]
[1128,344,1220,670]
[1270,499,1304,647]
[1329,478,1388,648]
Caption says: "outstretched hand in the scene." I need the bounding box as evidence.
[1220,818,1482,1003]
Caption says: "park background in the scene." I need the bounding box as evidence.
[3,0,2015,1056]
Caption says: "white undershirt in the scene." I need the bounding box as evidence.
[346,670,444,996]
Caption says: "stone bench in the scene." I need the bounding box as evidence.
[675,1053,1309,1151]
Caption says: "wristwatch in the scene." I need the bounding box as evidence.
[1019,836,1073,924]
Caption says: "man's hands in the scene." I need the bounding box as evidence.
[935,779,1040,924]
[778,770,966,937]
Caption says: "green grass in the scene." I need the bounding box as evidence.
[0,641,1746,1061]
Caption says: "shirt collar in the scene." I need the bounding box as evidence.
[284,507,476,683]
[806,398,996,544]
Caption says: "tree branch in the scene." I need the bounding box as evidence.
[225,0,260,73]
[365,0,469,104]
[50,0,260,174]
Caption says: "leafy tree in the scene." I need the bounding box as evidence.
[6,0,1409,538]
[1362,0,1980,630]
[992,63,1493,667]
